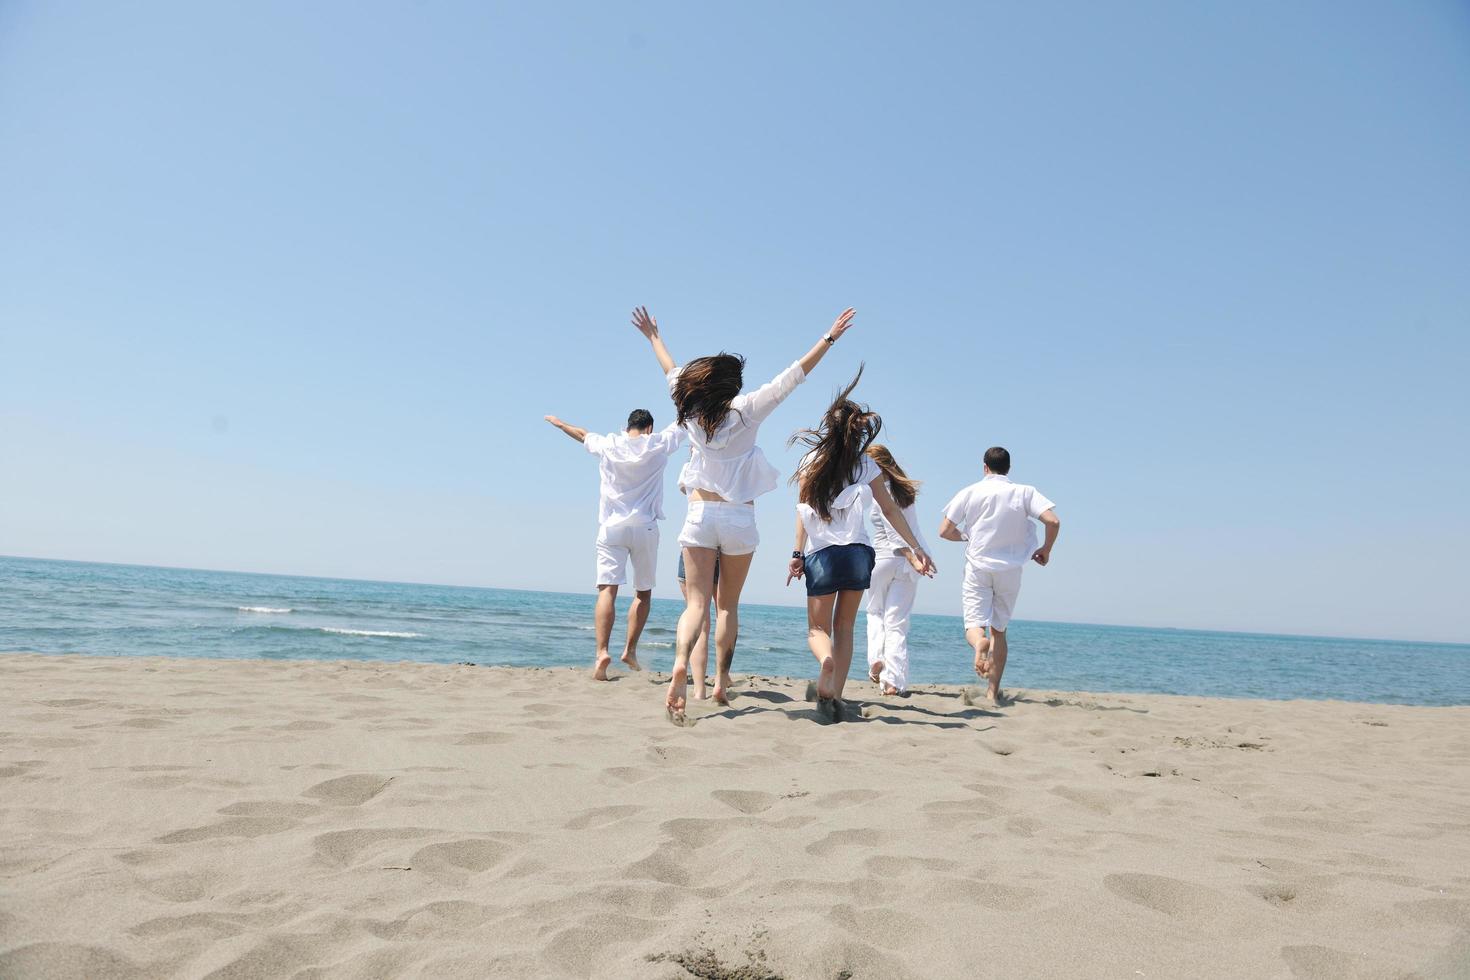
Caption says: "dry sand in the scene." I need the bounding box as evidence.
[1,652,1468,979]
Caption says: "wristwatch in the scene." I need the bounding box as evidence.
[792,551,805,560]
[822,334,835,346]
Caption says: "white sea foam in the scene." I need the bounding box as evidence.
[239,606,292,614]
[319,627,423,639]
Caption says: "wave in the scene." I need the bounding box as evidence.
[239,606,292,614]
[319,627,423,639]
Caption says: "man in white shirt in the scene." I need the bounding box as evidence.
[938,447,1061,705]
[546,409,685,680]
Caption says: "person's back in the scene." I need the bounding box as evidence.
[586,425,683,527]
[945,475,1052,570]
[938,446,1060,706]
[544,408,684,681]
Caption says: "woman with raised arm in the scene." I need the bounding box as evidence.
[786,369,935,721]
[864,444,933,696]
[631,305,856,723]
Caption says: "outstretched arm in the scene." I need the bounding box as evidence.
[938,517,966,542]
[796,308,857,377]
[544,415,588,444]
[631,306,676,375]
[1032,509,1061,566]
[871,480,936,577]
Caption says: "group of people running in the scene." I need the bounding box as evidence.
[545,308,1061,724]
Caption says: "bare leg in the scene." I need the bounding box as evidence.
[710,552,753,706]
[986,628,1009,704]
[682,580,711,699]
[620,589,650,671]
[593,584,618,680]
[669,548,717,722]
[806,593,838,700]
[966,626,992,679]
[830,589,865,700]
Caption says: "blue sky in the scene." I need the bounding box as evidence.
[2,2,1467,642]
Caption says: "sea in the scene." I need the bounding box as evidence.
[2,555,1466,706]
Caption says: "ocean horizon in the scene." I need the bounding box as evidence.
[3,554,1467,706]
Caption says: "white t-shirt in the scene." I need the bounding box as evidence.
[667,360,806,503]
[797,457,881,552]
[870,501,931,562]
[583,424,685,527]
[942,475,1055,570]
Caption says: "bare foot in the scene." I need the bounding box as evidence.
[712,671,734,706]
[665,662,688,725]
[987,685,1006,707]
[816,656,836,700]
[882,683,899,696]
[869,661,883,684]
[620,652,642,672]
[974,650,992,680]
[593,654,612,681]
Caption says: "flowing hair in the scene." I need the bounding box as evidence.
[789,365,883,522]
[672,353,746,440]
[866,443,920,509]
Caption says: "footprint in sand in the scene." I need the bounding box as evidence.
[218,800,320,819]
[301,773,393,806]
[563,805,644,831]
[806,828,883,856]
[923,877,1038,909]
[659,816,744,849]
[410,839,510,874]
[153,816,298,845]
[863,854,960,878]
[598,766,655,786]
[0,943,146,980]
[624,849,694,886]
[272,719,333,732]
[813,788,881,809]
[710,789,775,814]
[455,731,515,746]
[1280,944,1388,980]
[1104,872,1230,921]
[313,827,441,867]
[136,869,233,903]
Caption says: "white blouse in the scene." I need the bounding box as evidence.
[870,501,931,562]
[668,360,806,503]
[797,457,881,553]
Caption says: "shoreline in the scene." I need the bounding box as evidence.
[2,652,1467,978]
[4,649,1466,710]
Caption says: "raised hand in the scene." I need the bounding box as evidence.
[544,415,562,427]
[827,307,856,341]
[631,306,659,339]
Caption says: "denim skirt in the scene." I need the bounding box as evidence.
[805,543,876,597]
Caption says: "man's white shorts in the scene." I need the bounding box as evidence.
[596,521,659,590]
[677,500,759,555]
[962,563,1024,631]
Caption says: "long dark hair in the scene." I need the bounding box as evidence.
[867,444,919,509]
[673,353,745,440]
[789,366,882,521]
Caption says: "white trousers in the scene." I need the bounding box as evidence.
[866,556,918,691]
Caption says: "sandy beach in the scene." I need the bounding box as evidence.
[1,653,1467,979]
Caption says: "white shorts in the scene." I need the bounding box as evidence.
[596,521,659,590]
[962,563,1024,631]
[678,500,759,555]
